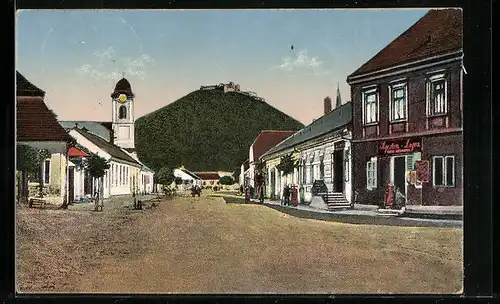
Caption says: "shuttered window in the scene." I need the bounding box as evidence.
[366,158,377,190]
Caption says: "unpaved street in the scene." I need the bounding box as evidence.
[16,195,463,294]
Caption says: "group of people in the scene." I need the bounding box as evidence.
[281,184,292,206]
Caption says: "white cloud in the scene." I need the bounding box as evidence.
[76,47,154,81]
[271,49,330,76]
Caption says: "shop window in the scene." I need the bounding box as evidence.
[362,88,379,125]
[432,156,455,187]
[389,82,408,122]
[366,157,377,190]
[427,73,448,116]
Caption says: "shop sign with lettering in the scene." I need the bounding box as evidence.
[378,137,422,156]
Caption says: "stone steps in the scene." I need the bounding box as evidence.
[318,192,352,210]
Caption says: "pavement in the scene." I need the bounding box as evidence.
[222,195,462,228]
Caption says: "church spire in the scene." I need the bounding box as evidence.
[335,82,342,108]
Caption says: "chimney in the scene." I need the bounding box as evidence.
[324,96,332,115]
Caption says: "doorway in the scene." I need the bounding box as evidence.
[68,168,74,204]
[333,150,344,192]
[393,156,407,199]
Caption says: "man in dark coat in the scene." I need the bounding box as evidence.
[283,185,291,206]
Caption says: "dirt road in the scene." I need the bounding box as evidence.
[16,195,463,294]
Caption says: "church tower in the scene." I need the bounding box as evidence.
[111,77,135,152]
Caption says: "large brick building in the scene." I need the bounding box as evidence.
[346,9,463,207]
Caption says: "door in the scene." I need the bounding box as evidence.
[333,150,344,192]
[270,169,276,200]
[393,156,406,198]
[68,168,74,204]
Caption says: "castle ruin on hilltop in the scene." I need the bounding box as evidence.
[199,81,266,102]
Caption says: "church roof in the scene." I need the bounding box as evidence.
[60,121,112,142]
[72,127,140,166]
[111,78,135,99]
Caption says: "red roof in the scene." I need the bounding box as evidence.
[16,97,71,142]
[348,9,463,78]
[68,146,89,157]
[251,130,296,162]
[194,172,220,180]
[17,71,45,97]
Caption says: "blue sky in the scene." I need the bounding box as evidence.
[16,9,429,125]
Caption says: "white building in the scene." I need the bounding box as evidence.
[246,130,296,189]
[61,77,154,201]
[68,127,143,199]
[173,167,202,189]
[260,100,353,209]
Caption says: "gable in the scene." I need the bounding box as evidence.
[348,9,463,78]
[17,97,71,142]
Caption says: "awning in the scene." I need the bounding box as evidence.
[68,146,89,157]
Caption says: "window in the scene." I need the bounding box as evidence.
[302,161,307,184]
[310,165,314,183]
[433,156,455,187]
[319,156,324,179]
[344,150,349,182]
[362,88,378,124]
[43,159,51,184]
[119,105,127,119]
[427,73,447,116]
[126,167,128,185]
[389,83,407,121]
[366,157,377,190]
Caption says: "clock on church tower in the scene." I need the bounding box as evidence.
[111,77,136,151]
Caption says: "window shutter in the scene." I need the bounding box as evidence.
[373,159,377,188]
[407,155,414,170]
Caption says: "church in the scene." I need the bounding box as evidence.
[60,77,155,201]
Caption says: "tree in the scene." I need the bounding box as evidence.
[16,145,51,204]
[276,153,298,185]
[219,175,234,186]
[156,166,174,185]
[83,153,110,211]
[156,166,174,193]
[276,153,297,176]
[174,176,183,185]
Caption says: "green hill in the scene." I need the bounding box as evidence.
[135,89,304,172]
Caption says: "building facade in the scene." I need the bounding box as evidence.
[261,100,352,206]
[346,9,463,207]
[246,130,297,191]
[16,71,72,204]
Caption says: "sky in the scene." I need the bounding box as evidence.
[16,9,430,125]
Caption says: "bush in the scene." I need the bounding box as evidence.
[311,180,328,196]
[219,175,234,185]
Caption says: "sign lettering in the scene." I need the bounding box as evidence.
[378,137,422,156]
